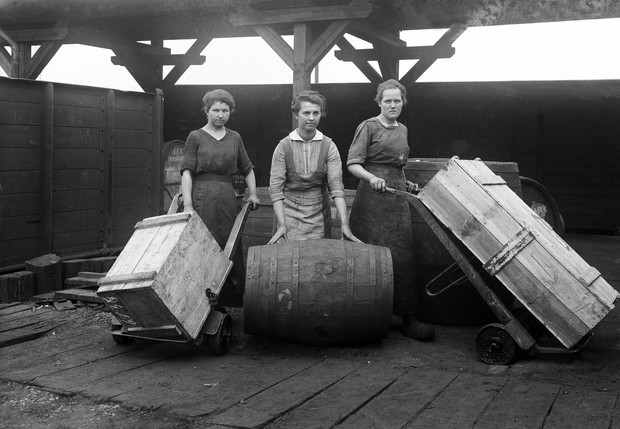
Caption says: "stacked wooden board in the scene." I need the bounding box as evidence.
[418,157,618,348]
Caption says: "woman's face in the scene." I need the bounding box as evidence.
[295,101,322,134]
[378,88,403,122]
[206,101,231,128]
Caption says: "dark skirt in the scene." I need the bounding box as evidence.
[349,164,417,315]
[192,179,244,307]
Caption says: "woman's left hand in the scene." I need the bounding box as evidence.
[341,224,363,243]
[247,194,260,210]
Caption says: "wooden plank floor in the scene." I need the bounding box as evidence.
[1,234,618,428]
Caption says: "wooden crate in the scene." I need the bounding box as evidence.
[418,157,618,348]
[96,212,231,340]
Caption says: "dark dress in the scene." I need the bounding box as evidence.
[347,118,417,316]
[180,127,253,307]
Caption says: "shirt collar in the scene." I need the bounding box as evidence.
[289,129,323,142]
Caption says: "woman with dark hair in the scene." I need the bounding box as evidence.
[268,90,359,243]
[180,89,259,307]
[347,79,435,340]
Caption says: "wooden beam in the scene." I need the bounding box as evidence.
[162,36,213,90]
[25,41,61,79]
[400,23,467,87]
[348,21,406,48]
[334,45,455,62]
[69,27,171,56]
[230,0,372,26]
[374,41,399,81]
[4,26,68,42]
[111,53,205,67]
[335,37,381,84]
[304,20,350,72]
[293,23,311,95]
[0,45,10,74]
[112,49,160,92]
[253,25,294,70]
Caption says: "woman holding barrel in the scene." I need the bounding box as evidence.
[268,90,360,244]
[180,89,260,307]
[347,79,435,340]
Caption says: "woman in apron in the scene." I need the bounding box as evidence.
[347,80,435,340]
[180,89,260,307]
[268,90,359,244]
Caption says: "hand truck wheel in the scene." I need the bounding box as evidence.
[111,321,133,345]
[207,313,233,356]
[476,323,520,365]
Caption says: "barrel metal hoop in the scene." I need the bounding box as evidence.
[268,244,278,334]
[344,240,355,339]
[368,244,376,287]
[292,241,299,288]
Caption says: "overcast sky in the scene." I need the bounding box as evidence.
[2,17,619,91]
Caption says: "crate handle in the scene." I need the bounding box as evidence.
[98,271,157,286]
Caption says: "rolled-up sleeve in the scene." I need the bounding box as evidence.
[346,121,370,166]
[269,143,287,202]
[180,132,198,174]
[327,142,345,199]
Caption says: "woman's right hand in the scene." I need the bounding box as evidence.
[183,203,194,212]
[368,176,386,192]
[268,225,288,245]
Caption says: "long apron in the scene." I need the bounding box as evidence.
[349,163,417,316]
[192,174,244,307]
[281,138,331,241]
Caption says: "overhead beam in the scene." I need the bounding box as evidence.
[305,20,350,72]
[2,26,68,42]
[335,36,381,84]
[230,0,371,26]
[253,25,294,70]
[111,53,206,67]
[25,41,62,78]
[162,36,213,90]
[68,27,172,56]
[348,21,406,48]
[400,23,467,87]
[334,45,455,62]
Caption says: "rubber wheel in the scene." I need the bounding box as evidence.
[207,314,232,356]
[476,323,519,365]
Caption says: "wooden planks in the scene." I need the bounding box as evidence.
[97,211,230,340]
[418,158,618,348]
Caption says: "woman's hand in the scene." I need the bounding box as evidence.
[183,202,194,212]
[247,194,260,210]
[369,176,386,192]
[341,224,363,243]
[405,180,419,193]
[268,225,288,245]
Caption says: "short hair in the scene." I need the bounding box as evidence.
[374,79,407,105]
[291,90,327,116]
[202,89,235,112]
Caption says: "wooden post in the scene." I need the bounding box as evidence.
[40,83,54,253]
[101,90,115,247]
[0,271,35,303]
[25,254,62,294]
[292,23,312,129]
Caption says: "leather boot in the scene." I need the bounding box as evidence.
[401,314,435,341]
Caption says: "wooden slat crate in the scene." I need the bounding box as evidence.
[418,157,618,348]
[96,212,231,340]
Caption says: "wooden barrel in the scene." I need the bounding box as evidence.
[241,187,356,263]
[244,239,393,346]
[405,158,519,326]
